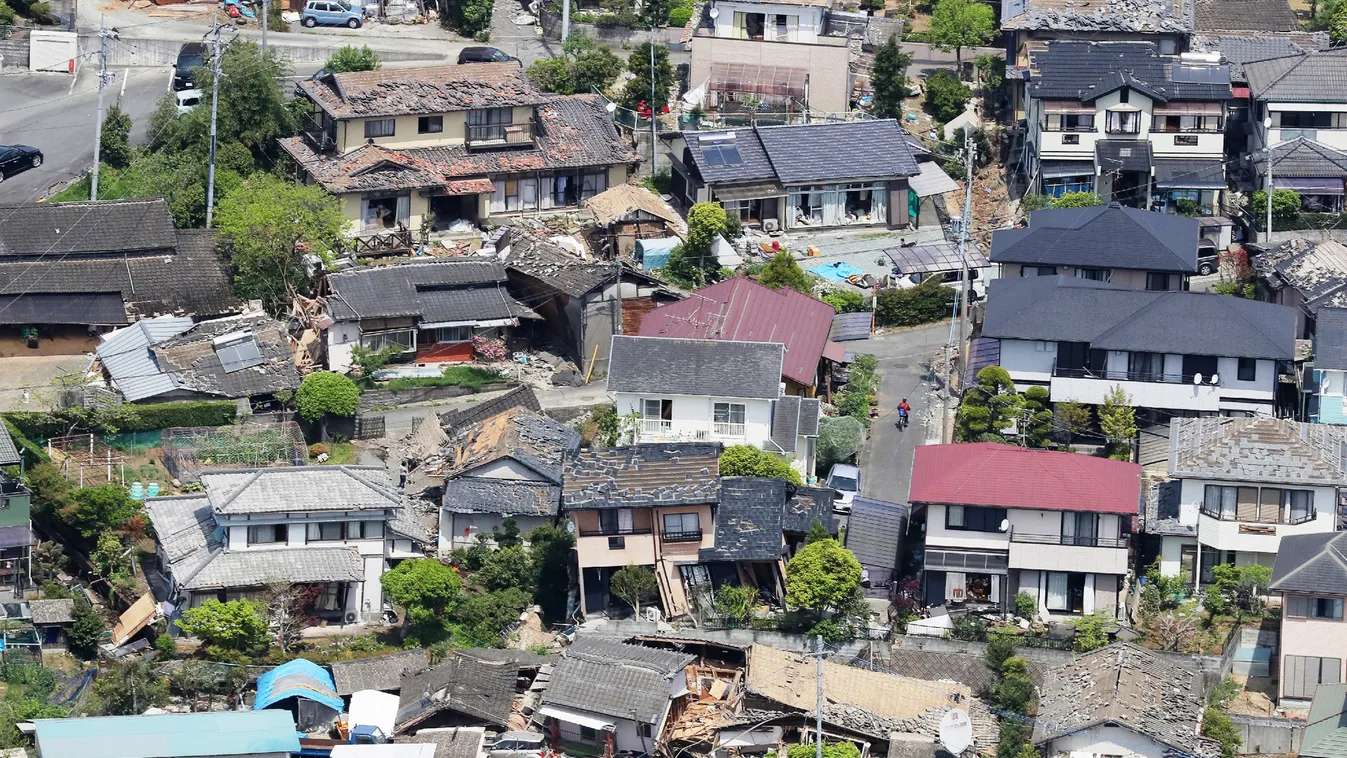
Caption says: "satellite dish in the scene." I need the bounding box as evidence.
[1209,373,1219,385]
[565,520,576,534]
[939,709,972,755]
[708,5,719,17]
[999,519,1009,532]
[605,101,617,113]
[1193,373,1203,385]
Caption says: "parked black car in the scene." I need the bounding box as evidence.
[174,42,207,92]
[0,145,42,184]
[457,46,519,66]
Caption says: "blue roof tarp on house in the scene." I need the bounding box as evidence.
[33,710,300,758]
[254,658,344,713]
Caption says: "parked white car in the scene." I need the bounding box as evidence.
[175,89,203,114]
[826,463,861,513]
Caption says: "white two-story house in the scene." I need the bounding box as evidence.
[983,276,1297,417]
[145,466,406,625]
[607,335,820,475]
[1150,417,1347,587]
[909,443,1140,618]
[1026,41,1231,212]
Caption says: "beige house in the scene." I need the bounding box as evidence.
[278,64,637,236]
[1270,531,1347,705]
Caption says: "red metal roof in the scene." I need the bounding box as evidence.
[908,443,1141,514]
[637,277,833,388]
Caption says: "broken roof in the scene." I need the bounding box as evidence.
[991,203,1198,272]
[1252,238,1347,313]
[501,232,618,299]
[1191,34,1323,83]
[1029,41,1230,101]
[1194,0,1299,32]
[199,465,403,515]
[396,654,518,731]
[1033,643,1217,756]
[326,259,537,325]
[608,335,786,399]
[442,477,561,517]
[638,277,835,388]
[143,494,223,587]
[441,385,541,429]
[699,477,792,562]
[448,407,580,484]
[1245,48,1347,103]
[298,64,550,119]
[95,316,196,402]
[543,637,695,723]
[330,649,431,696]
[911,443,1142,514]
[1002,0,1193,32]
[1168,416,1347,486]
[586,184,688,237]
[563,442,721,510]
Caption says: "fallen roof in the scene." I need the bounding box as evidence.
[394,728,486,758]
[256,658,344,713]
[1169,416,1347,485]
[844,498,907,577]
[31,711,301,758]
[502,232,618,299]
[1301,683,1347,758]
[1253,238,1347,312]
[331,649,431,696]
[990,203,1198,272]
[396,654,518,731]
[153,312,302,399]
[448,407,581,484]
[440,385,541,429]
[1032,643,1216,756]
[699,477,791,562]
[1029,41,1229,101]
[200,465,402,515]
[1269,532,1347,595]
[1002,0,1193,32]
[298,64,549,119]
[1190,33,1325,83]
[563,442,721,509]
[1245,48,1347,103]
[607,335,786,399]
[543,637,695,723]
[95,316,196,402]
[442,477,560,517]
[586,184,688,237]
[638,277,835,387]
[910,443,1141,514]
[982,276,1297,360]
[143,494,222,587]
[326,259,537,325]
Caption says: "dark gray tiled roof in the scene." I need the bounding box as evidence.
[298,64,549,119]
[563,443,720,510]
[1245,48,1347,103]
[1192,34,1321,83]
[770,396,802,454]
[1002,0,1193,33]
[798,399,820,436]
[1169,416,1347,485]
[0,423,19,466]
[397,654,518,731]
[327,260,537,324]
[1095,140,1154,173]
[783,486,836,535]
[683,129,778,185]
[1195,0,1299,32]
[503,232,617,299]
[755,120,920,183]
[0,198,176,258]
[395,728,485,758]
[330,649,430,695]
[607,336,785,400]
[1269,532,1347,594]
[0,293,127,326]
[28,599,75,625]
[455,647,557,668]
[200,466,402,515]
[1253,239,1347,312]
[448,408,581,484]
[1315,308,1347,371]
[1029,42,1230,101]
[1033,643,1217,756]
[700,477,790,562]
[982,276,1297,360]
[843,497,907,576]
[442,477,560,516]
[990,204,1197,272]
[1267,137,1347,178]
[440,385,541,430]
[543,637,695,723]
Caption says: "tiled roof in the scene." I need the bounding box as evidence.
[442,477,561,517]
[1168,416,1347,485]
[502,231,617,299]
[1194,34,1327,83]
[448,407,580,484]
[1302,683,1347,758]
[143,494,222,586]
[699,477,791,562]
[1142,480,1194,536]
[440,385,541,429]
[1096,139,1154,173]
[279,95,637,194]
[389,509,435,544]
[200,465,402,515]
[330,649,430,695]
[910,443,1142,513]
[607,335,785,399]
[0,422,20,466]
[990,203,1198,272]
[563,443,720,509]
[0,228,239,321]
[1315,308,1347,371]
[770,395,803,453]
[298,64,550,119]
[0,198,176,258]
[1002,0,1193,32]
[326,260,537,325]
[682,120,919,187]
[982,276,1297,360]
[1195,0,1299,32]
[1266,137,1347,178]
[543,637,695,723]
[585,184,687,237]
[638,277,834,388]
[183,546,364,591]
[397,653,518,731]
[1032,643,1218,756]
[844,497,907,577]
[1029,41,1230,101]
[1270,532,1347,595]
[95,316,195,402]
[783,485,836,534]
[29,599,75,625]
[149,312,301,400]
[1245,48,1347,103]
[1253,238,1347,312]
[394,728,485,758]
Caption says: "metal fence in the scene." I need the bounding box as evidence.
[353,415,386,440]
[162,422,309,482]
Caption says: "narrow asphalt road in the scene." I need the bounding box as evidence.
[858,323,949,504]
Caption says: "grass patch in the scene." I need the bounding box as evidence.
[383,365,507,391]
[317,442,357,466]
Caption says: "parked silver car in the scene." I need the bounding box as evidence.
[488,731,547,758]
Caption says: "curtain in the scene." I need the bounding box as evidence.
[618,508,634,532]
[395,194,410,226]
[945,572,966,602]
[871,182,888,224]
[733,11,747,38]
[989,575,1001,604]
[521,177,538,211]
[1290,490,1313,522]
[1046,572,1068,610]
[1221,487,1237,519]
[1237,487,1259,522]
[307,522,321,542]
[491,180,506,213]
[822,188,842,227]
[786,190,801,229]
[1260,489,1283,522]
[1083,574,1095,615]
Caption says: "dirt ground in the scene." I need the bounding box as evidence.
[0,328,97,358]
[0,354,89,411]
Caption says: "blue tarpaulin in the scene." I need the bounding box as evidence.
[254,659,343,714]
[636,237,680,271]
[808,262,865,282]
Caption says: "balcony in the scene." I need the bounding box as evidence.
[577,526,654,538]
[1009,532,1128,548]
[1199,504,1316,527]
[660,529,703,543]
[1049,363,1222,411]
[636,419,749,443]
[466,120,536,150]
[1008,530,1129,574]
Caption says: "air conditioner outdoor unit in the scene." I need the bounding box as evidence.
[763,218,780,232]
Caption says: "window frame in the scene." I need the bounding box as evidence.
[1145,272,1172,291]
[1237,357,1258,382]
[713,401,746,425]
[418,115,444,134]
[247,524,285,545]
[945,504,1008,533]
[662,512,700,536]
[364,118,396,138]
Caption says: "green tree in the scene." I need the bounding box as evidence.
[640,0,671,25]
[91,532,131,579]
[923,70,973,122]
[875,279,955,326]
[1050,191,1102,209]
[1069,612,1111,652]
[215,173,346,314]
[1210,563,1272,615]
[383,558,464,629]
[665,202,728,287]
[805,518,831,545]
[62,485,138,539]
[441,0,493,35]
[975,53,1006,90]
[477,546,534,592]
[1202,707,1241,758]
[493,516,523,549]
[295,372,361,440]
[69,597,105,660]
[94,659,169,715]
[758,251,813,294]
[100,104,133,170]
[325,45,381,73]
[1055,401,1093,448]
[621,42,676,110]
[985,634,1016,672]
[1021,385,1055,448]
[526,57,575,94]
[526,523,575,621]
[1250,188,1301,224]
[610,564,658,617]
[774,742,861,758]
[0,0,15,24]
[1331,0,1347,44]
[176,599,269,652]
[928,0,994,70]
[455,587,532,646]
[712,584,758,625]
[785,539,862,617]
[817,416,865,468]
[349,345,401,378]
[955,366,1021,442]
[992,656,1035,713]
[1014,592,1036,619]
[871,36,913,120]
[1099,385,1136,461]
[718,444,803,485]
[820,290,868,314]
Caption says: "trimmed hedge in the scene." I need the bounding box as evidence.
[4,401,238,439]
[2,418,48,464]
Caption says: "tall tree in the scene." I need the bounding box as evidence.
[527,523,575,621]
[94,659,170,715]
[1098,385,1137,461]
[610,564,658,617]
[665,202,728,287]
[99,104,133,170]
[294,372,361,441]
[621,42,676,110]
[955,366,1022,442]
[870,36,913,120]
[382,558,463,631]
[1020,386,1055,449]
[928,0,995,72]
[639,0,671,26]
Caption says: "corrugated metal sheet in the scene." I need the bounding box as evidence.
[829,312,873,342]
[96,316,193,402]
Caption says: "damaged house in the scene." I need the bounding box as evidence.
[396,652,519,735]
[278,65,636,235]
[324,259,538,373]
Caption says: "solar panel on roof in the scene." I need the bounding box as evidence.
[215,333,264,373]
[702,145,743,167]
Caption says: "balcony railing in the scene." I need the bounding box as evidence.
[1052,363,1218,386]
[466,120,536,149]
[637,419,748,442]
[578,527,653,537]
[1199,505,1316,526]
[660,530,703,543]
[1009,532,1128,548]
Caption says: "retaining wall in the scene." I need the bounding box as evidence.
[79,34,450,67]
[360,381,516,409]
[0,30,31,70]
[538,6,682,46]
[1229,714,1302,755]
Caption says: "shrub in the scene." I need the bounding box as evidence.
[1069,612,1111,652]
[1050,191,1102,209]
[949,613,988,641]
[1202,707,1241,758]
[3,402,237,438]
[876,279,955,327]
[325,45,381,73]
[472,335,508,362]
[821,289,869,314]
[1014,591,1036,619]
[295,372,360,422]
[1250,189,1301,224]
[923,70,972,122]
[719,444,803,485]
[309,443,330,457]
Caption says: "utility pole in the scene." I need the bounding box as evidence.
[561,0,569,44]
[90,18,115,201]
[940,129,976,443]
[815,635,824,758]
[649,24,658,176]
[205,15,225,229]
[261,0,269,54]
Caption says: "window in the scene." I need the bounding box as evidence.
[247,524,284,545]
[361,329,415,352]
[315,583,342,612]
[638,723,654,739]
[1290,489,1314,522]
[435,325,473,344]
[1175,135,1198,146]
[1287,595,1345,620]
[1061,512,1098,546]
[467,107,513,142]
[1118,89,1130,104]
[663,512,700,536]
[1278,111,1335,129]
[580,171,608,200]
[1106,110,1140,134]
[418,115,443,134]
[1285,655,1342,699]
[1020,265,1057,277]
[1238,357,1257,382]
[307,521,345,542]
[713,402,746,425]
[1146,272,1172,291]
[1057,341,1105,374]
[607,536,626,550]
[1044,113,1094,132]
[945,505,1007,532]
[1182,354,1218,379]
[1046,572,1069,610]
[304,521,383,542]
[1062,134,1080,145]
[364,118,396,138]
[1075,267,1110,282]
[1203,484,1313,523]
[1128,351,1163,381]
[580,726,598,741]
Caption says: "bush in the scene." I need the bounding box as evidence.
[1202,707,1241,758]
[295,372,360,422]
[719,444,803,485]
[1050,191,1101,209]
[1250,189,1301,223]
[1069,612,1111,652]
[817,416,864,468]
[949,613,988,641]
[1014,591,1036,619]
[309,443,330,457]
[441,0,493,36]
[668,0,693,25]
[876,279,955,327]
[924,70,972,122]
[325,45,381,73]
[3,401,237,438]
[176,600,269,652]
[821,290,869,314]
